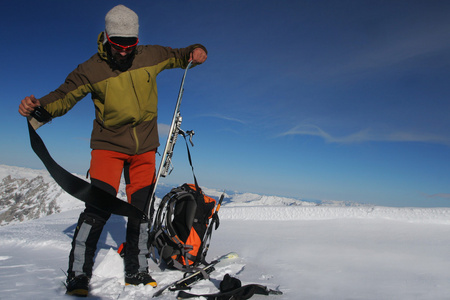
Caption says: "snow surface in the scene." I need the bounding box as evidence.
[1,205,450,299]
[1,165,450,299]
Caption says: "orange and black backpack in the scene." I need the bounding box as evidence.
[150,183,222,271]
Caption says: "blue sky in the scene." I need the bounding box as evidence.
[1,0,449,207]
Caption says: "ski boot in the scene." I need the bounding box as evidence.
[125,271,157,287]
[65,273,90,297]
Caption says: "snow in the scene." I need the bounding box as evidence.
[0,205,450,299]
[0,165,54,182]
[1,164,450,299]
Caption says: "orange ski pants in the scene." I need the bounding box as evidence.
[89,149,156,210]
[68,149,156,277]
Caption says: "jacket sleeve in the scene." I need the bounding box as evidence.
[144,44,208,73]
[39,62,93,118]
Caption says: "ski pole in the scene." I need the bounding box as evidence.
[200,192,225,263]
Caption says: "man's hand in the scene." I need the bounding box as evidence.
[189,48,207,64]
[19,95,40,117]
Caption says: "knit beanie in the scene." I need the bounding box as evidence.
[105,5,139,38]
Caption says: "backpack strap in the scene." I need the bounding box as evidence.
[150,187,202,272]
[180,130,201,194]
[150,189,181,265]
[166,190,196,240]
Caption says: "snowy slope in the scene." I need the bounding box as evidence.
[1,165,450,299]
[1,205,450,299]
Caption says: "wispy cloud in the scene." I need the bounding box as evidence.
[427,193,450,199]
[280,124,450,146]
[197,113,247,124]
[158,114,246,136]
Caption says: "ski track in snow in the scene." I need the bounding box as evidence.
[0,206,450,299]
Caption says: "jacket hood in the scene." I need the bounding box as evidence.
[97,32,109,61]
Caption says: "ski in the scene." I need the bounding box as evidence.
[152,252,239,298]
[148,60,194,221]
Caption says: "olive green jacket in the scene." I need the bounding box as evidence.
[39,32,206,155]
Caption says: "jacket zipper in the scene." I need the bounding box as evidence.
[133,127,139,154]
[130,71,142,154]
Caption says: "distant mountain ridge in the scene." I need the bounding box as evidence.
[0,165,83,226]
[0,174,61,225]
[0,164,363,226]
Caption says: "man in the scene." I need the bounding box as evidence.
[18,4,207,297]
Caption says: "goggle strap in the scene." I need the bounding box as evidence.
[106,32,138,50]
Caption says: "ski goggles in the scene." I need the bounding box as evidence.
[106,33,139,52]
